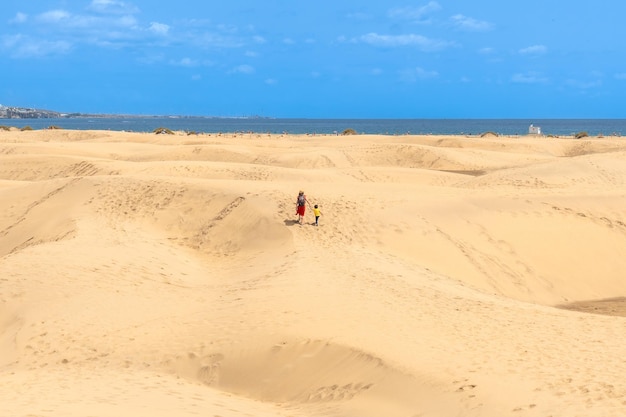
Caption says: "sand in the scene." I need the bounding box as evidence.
[1,128,625,417]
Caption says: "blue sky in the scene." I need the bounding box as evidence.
[2,1,626,118]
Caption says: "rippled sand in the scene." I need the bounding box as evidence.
[2,129,626,417]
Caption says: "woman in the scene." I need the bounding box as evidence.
[295,190,309,224]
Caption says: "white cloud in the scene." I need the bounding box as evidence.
[193,32,244,49]
[400,67,439,82]
[2,35,72,58]
[356,33,454,51]
[137,53,165,64]
[7,4,265,60]
[89,0,140,15]
[479,47,495,54]
[519,45,547,55]
[198,33,245,48]
[283,38,295,45]
[172,57,197,67]
[347,12,371,20]
[11,12,28,24]
[217,24,238,34]
[615,73,626,80]
[511,72,548,84]
[35,9,132,30]
[230,64,255,74]
[265,78,278,85]
[451,14,493,31]
[565,79,602,89]
[117,15,137,28]
[38,10,71,23]
[389,2,441,21]
[2,34,22,49]
[8,7,151,54]
[171,58,213,67]
[149,22,169,35]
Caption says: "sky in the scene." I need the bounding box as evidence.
[2,0,626,118]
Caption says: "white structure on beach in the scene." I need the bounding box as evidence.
[529,124,541,135]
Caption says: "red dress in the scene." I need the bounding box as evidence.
[296,194,306,215]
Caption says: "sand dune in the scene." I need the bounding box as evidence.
[1,129,626,417]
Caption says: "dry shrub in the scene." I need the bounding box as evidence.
[154,127,174,135]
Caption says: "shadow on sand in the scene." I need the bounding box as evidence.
[556,297,626,317]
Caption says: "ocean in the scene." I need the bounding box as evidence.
[1,117,625,136]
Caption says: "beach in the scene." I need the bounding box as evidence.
[1,128,625,417]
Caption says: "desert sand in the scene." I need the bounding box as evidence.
[1,128,626,417]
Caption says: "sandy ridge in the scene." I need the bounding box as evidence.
[1,129,626,417]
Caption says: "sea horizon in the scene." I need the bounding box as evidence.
[2,117,626,136]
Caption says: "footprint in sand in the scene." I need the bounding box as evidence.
[453,379,477,393]
[197,353,224,386]
[306,382,373,402]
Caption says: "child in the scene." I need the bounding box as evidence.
[313,204,322,226]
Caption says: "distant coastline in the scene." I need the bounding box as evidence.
[2,105,626,136]
[2,117,626,137]
[0,104,271,120]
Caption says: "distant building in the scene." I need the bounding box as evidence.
[0,105,60,119]
[529,124,541,135]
